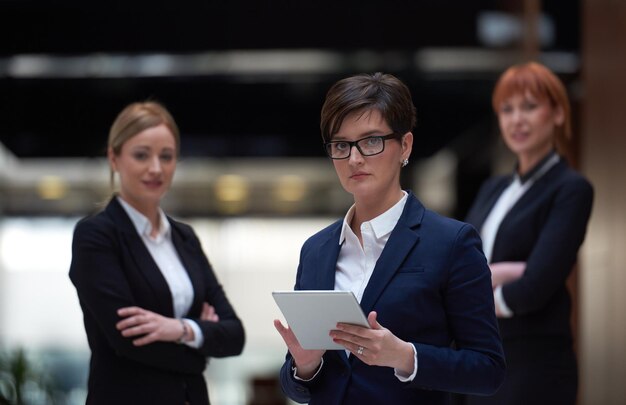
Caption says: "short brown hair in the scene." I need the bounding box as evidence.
[492,62,571,152]
[320,72,417,143]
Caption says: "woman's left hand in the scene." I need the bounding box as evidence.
[200,302,220,322]
[116,306,183,346]
[330,311,414,374]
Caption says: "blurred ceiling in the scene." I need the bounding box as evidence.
[0,0,581,216]
[0,1,580,54]
[0,0,580,159]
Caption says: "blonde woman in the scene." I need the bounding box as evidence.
[70,101,245,404]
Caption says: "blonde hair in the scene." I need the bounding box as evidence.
[107,101,180,189]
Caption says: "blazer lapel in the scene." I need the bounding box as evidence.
[503,160,565,220]
[360,193,423,314]
[107,199,176,317]
[316,224,342,290]
[305,223,352,364]
[474,177,512,229]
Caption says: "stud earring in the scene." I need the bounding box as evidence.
[401,159,409,167]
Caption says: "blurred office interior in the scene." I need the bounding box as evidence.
[1,0,625,404]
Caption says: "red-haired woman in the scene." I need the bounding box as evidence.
[464,62,594,405]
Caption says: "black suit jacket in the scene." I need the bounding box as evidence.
[69,198,245,405]
[465,158,593,340]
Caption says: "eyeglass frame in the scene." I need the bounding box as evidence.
[323,132,403,160]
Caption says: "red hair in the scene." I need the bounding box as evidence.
[492,62,572,153]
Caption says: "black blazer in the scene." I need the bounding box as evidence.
[465,158,593,340]
[69,198,245,405]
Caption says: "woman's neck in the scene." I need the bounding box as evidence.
[517,145,554,176]
[119,195,160,235]
[352,188,404,227]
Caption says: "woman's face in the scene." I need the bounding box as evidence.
[497,90,563,162]
[331,109,412,203]
[108,124,177,211]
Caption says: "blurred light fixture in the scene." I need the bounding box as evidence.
[37,175,68,200]
[271,175,308,214]
[273,175,307,203]
[416,48,579,74]
[477,11,555,48]
[214,174,250,214]
[3,50,343,79]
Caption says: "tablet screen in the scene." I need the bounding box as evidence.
[273,290,370,350]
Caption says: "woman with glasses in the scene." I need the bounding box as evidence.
[274,72,505,404]
[463,62,593,405]
[69,101,245,404]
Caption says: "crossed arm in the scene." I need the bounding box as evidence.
[116,302,219,346]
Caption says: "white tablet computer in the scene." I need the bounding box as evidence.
[272,290,370,350]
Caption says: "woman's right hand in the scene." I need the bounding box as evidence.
[274,319,325,379]
[117,306,186,346]
[490,261,526,287]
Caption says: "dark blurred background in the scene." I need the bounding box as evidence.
[0,0,579,159]
[0,0,582,220]
[5,2,626,405]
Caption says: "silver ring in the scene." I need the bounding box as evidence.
[357,346,364,355]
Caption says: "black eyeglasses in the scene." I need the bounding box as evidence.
[324,132,401,159]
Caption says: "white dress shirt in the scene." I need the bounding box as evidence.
[117,197,203,347]
[335,191,417,381]
[335,192,408,300]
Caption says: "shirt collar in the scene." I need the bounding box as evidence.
[339,191,408,244]
[515,150,560,184]
[117,196,170,240]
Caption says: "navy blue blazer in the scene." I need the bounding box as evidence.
[279,192,505,405]
[69,198,245,405]
[465,158,594,340]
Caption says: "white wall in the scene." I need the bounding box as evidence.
[0,216,332,405]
